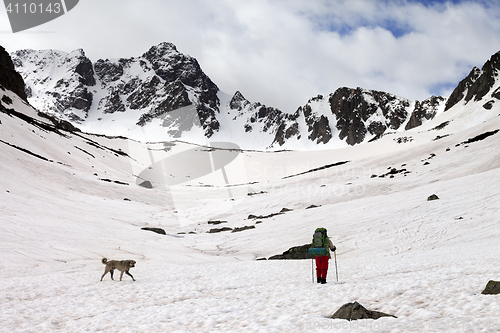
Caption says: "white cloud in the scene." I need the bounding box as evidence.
[2,0,500,112]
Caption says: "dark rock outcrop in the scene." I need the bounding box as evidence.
[445,67,482,111]
[141,227,166,235]
[406,96,445,130]
[331,301,397,321]
[229,91,250,111]
[229,90,298,143]
[427,194,439,201]
[37,111,80,132]
[303,104,332,144]
[75,55,96,86]
[376,167,411,178]
[208,220,227,225]
[445,51,500,111]
[138,42,221,136]
[268,244,314,260]
[0,46,27,101]
[207,227,233,233]
[247,208,292,220]
[481,280,500,295]
[457,129,499,146]
[231,225,256,233]
[329,87,410,145]
[274,87,440,147]
[464,51,500,103]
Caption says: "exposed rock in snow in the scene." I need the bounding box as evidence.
[445,51,500,111]
[427,194,440,201]
[141,227,167,235]
[267,244,314,260]
[273,87,447,147]
[406,96,445,130]
[481,280,500,295]
[0,46,27,101]
[330,87,410,145]
[331,301,397,321]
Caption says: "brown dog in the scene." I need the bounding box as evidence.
[100,258,136,281]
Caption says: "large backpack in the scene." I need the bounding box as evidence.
[309,228,328,255]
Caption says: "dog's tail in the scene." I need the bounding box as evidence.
[101,258,108,265]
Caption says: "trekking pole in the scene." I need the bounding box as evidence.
[334,251,339,282]
[311,258,314,283]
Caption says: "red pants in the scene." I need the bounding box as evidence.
[315,255,329,279]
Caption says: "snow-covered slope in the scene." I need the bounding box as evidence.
[1,48,500,332]
[14,43,486,150]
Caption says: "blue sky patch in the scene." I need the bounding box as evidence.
[316,18,413,39]
[429,82,458,97]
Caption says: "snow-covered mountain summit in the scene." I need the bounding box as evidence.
[9,43,500,150]
[12,42,221,141]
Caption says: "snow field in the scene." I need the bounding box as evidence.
[0,257,498,332]
[1,89,500,332]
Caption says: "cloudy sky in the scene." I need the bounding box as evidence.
[2,0,500,112]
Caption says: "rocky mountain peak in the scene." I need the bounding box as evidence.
[12,42,221,137]
[11,48,95,121]
[72,49,95,87]
[328,87,411,145]
[229,91,250,111]
[270,86,448,148]
[405,95,445,130]
[445,51,500,111]
[465,51,500,103]
[9,43,500,150]
[144,42,179,58]
[142,42,217,91]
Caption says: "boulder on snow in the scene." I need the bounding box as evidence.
[481,280,500,295]
[248,208,292,220]
[138,180,153,189]
[207,220,227,225]
[207,227,232,233]
[231,225,256,233]
[268,244,314,260]
[331,301,396,321]
[141,227,166,235]
[427,194,439,201]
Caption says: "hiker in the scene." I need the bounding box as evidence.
[312,228,336,284]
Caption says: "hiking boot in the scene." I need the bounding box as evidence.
[320,278,327,284]
[317,277,322,283]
